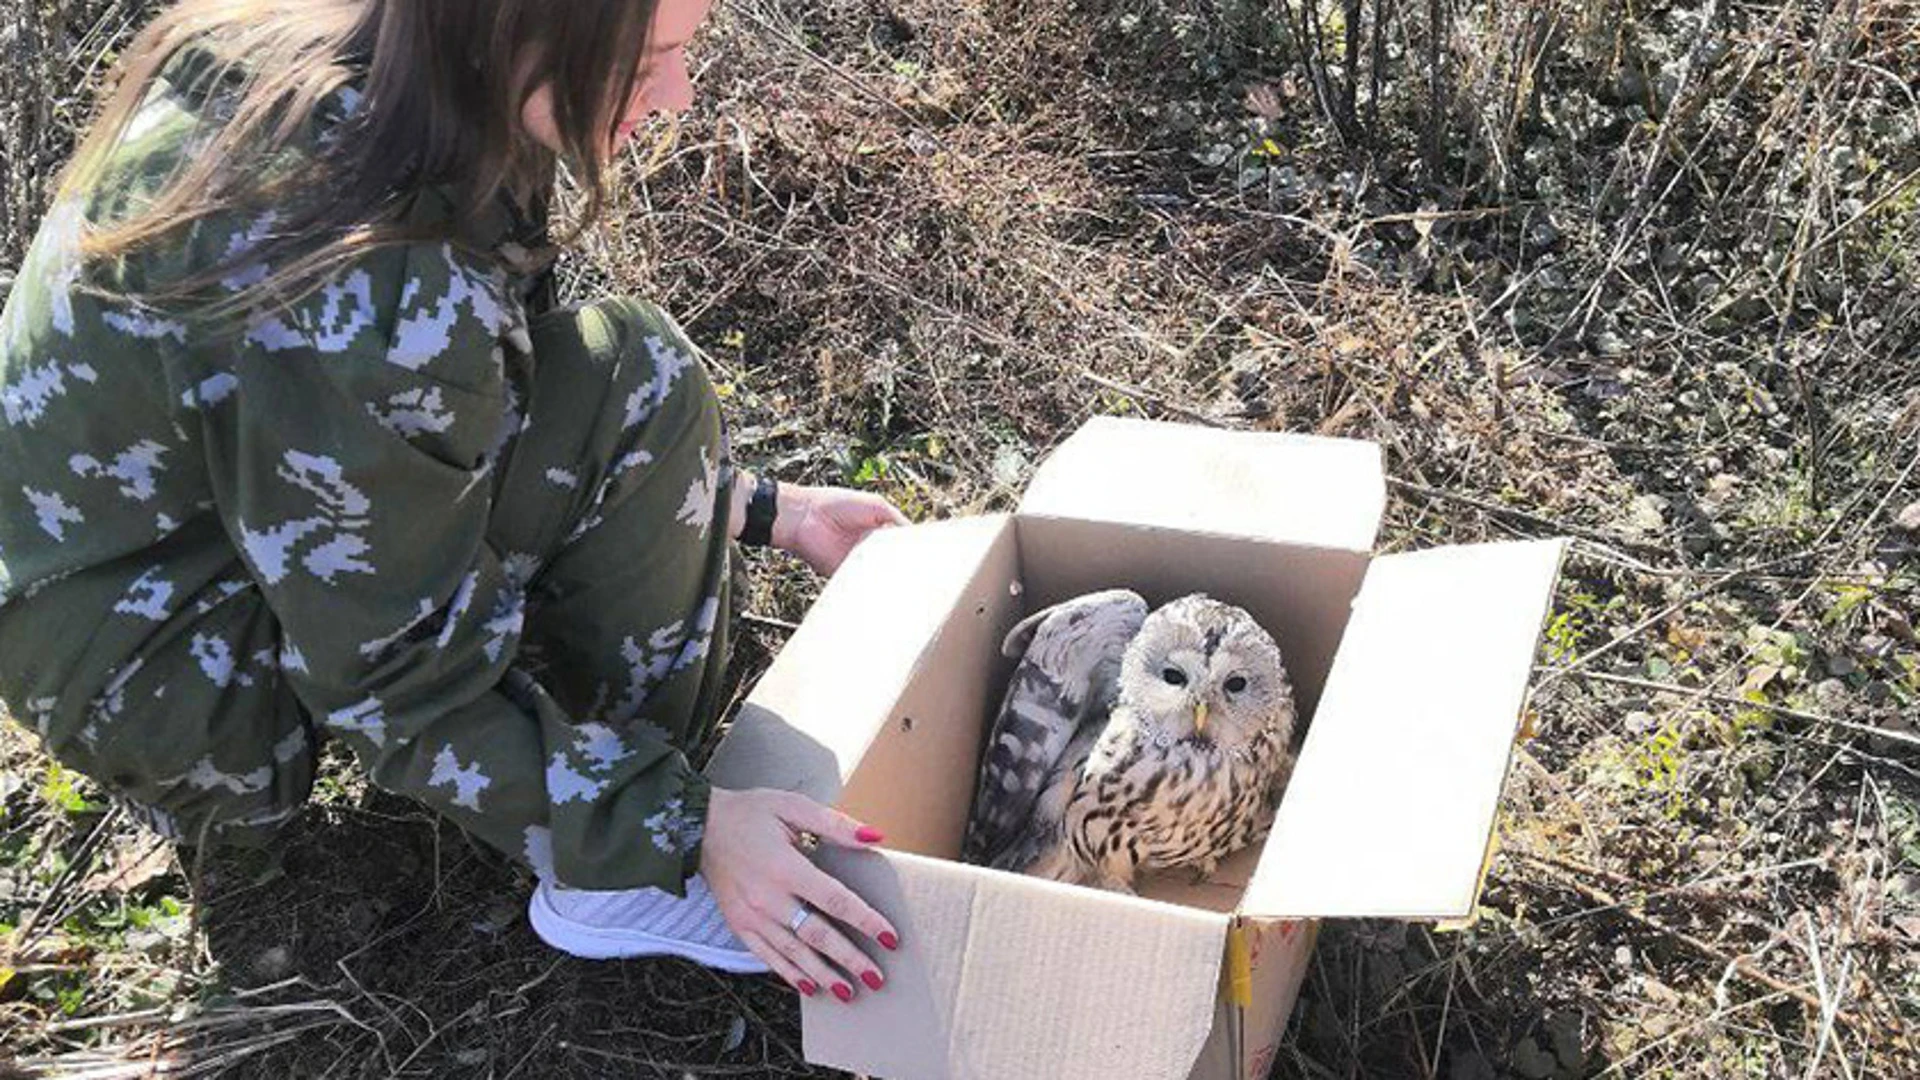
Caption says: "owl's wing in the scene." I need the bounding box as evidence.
[962,589,1148,866]
[986,718,1103,879]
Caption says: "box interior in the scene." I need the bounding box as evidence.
[836,512,1371,916]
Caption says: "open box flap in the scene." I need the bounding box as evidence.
[1017,417,1385,552]
[804,849,1230,1080]
[1240,539,1568,919]
[705,515,1016,803]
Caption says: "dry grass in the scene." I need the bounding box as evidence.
[4,0,1920,1076]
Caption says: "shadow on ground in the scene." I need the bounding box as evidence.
[186,783,826,1079]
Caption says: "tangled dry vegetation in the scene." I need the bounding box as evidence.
[4,0,1919,1076]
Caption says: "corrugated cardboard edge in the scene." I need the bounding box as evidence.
[1016,417,1386,553]
[1242,538,1569,919]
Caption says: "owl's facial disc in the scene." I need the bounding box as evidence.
[1121,595,1291,753]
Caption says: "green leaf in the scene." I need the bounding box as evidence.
[39,763,100,815]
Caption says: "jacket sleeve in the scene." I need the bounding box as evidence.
[181,239,711,892]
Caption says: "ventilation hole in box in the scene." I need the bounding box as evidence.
[899,716,916,733]
[975,600,988,617]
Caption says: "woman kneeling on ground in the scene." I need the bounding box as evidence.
[0,0,903,1004]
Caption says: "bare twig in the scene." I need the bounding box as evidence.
[16,805,121,949]
[1521,857,1873,1035]
[740,611,800,633]
[1386,476,1667,559]
[1078,369,1217,425]
[1561,669,1920,750]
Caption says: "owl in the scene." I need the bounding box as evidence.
[964,592,1297,893]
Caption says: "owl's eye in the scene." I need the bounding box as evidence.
[1225,675,1249,694]
[1161,667,1188,687]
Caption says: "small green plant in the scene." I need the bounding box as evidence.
[1822,582,1874,628]
[1726,707,1774,741]
[55,981,86,1017]
[110,894,186,934]
[1543,589,1624,665]
[1744,624,1810,673]
[1095,388,1139,415]
[1633,723,1684,791]
[1740,468,1821,540]
[39,762,101,815]
[850,453,890,486]
[1544,608,1585,665]
[1627,713,1746,819]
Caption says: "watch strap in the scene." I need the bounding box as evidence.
[740,475,778,547]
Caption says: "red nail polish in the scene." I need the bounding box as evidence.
[798,980,817,997]
[878,931,899,951]
[861,970,885,991]
[832,983,854,1003]
[855,826,885,844]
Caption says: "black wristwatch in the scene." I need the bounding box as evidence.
[740,474,779,548]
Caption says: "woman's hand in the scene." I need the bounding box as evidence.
[699,787,900,1001]
[773,483,910,577]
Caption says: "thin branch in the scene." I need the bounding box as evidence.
[1562,669,1920,750]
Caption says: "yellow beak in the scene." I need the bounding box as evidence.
[1193,700,1209,734]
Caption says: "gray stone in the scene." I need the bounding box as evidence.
[1886,873,1918,901]
[1627,495,1668,535]
[253,945,293,981]
[1547,1011,1586,1071]
[1512,1035,1559,1079]
[1813,678,1850,711]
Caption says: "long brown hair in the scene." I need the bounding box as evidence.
[60,0,661,318]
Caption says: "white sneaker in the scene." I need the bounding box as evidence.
[528,873,769,973]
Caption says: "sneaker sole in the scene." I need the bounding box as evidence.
[527,885,771,974]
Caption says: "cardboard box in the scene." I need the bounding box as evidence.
[708,416,1566,1080]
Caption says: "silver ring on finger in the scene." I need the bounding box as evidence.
[788,903,814,935]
